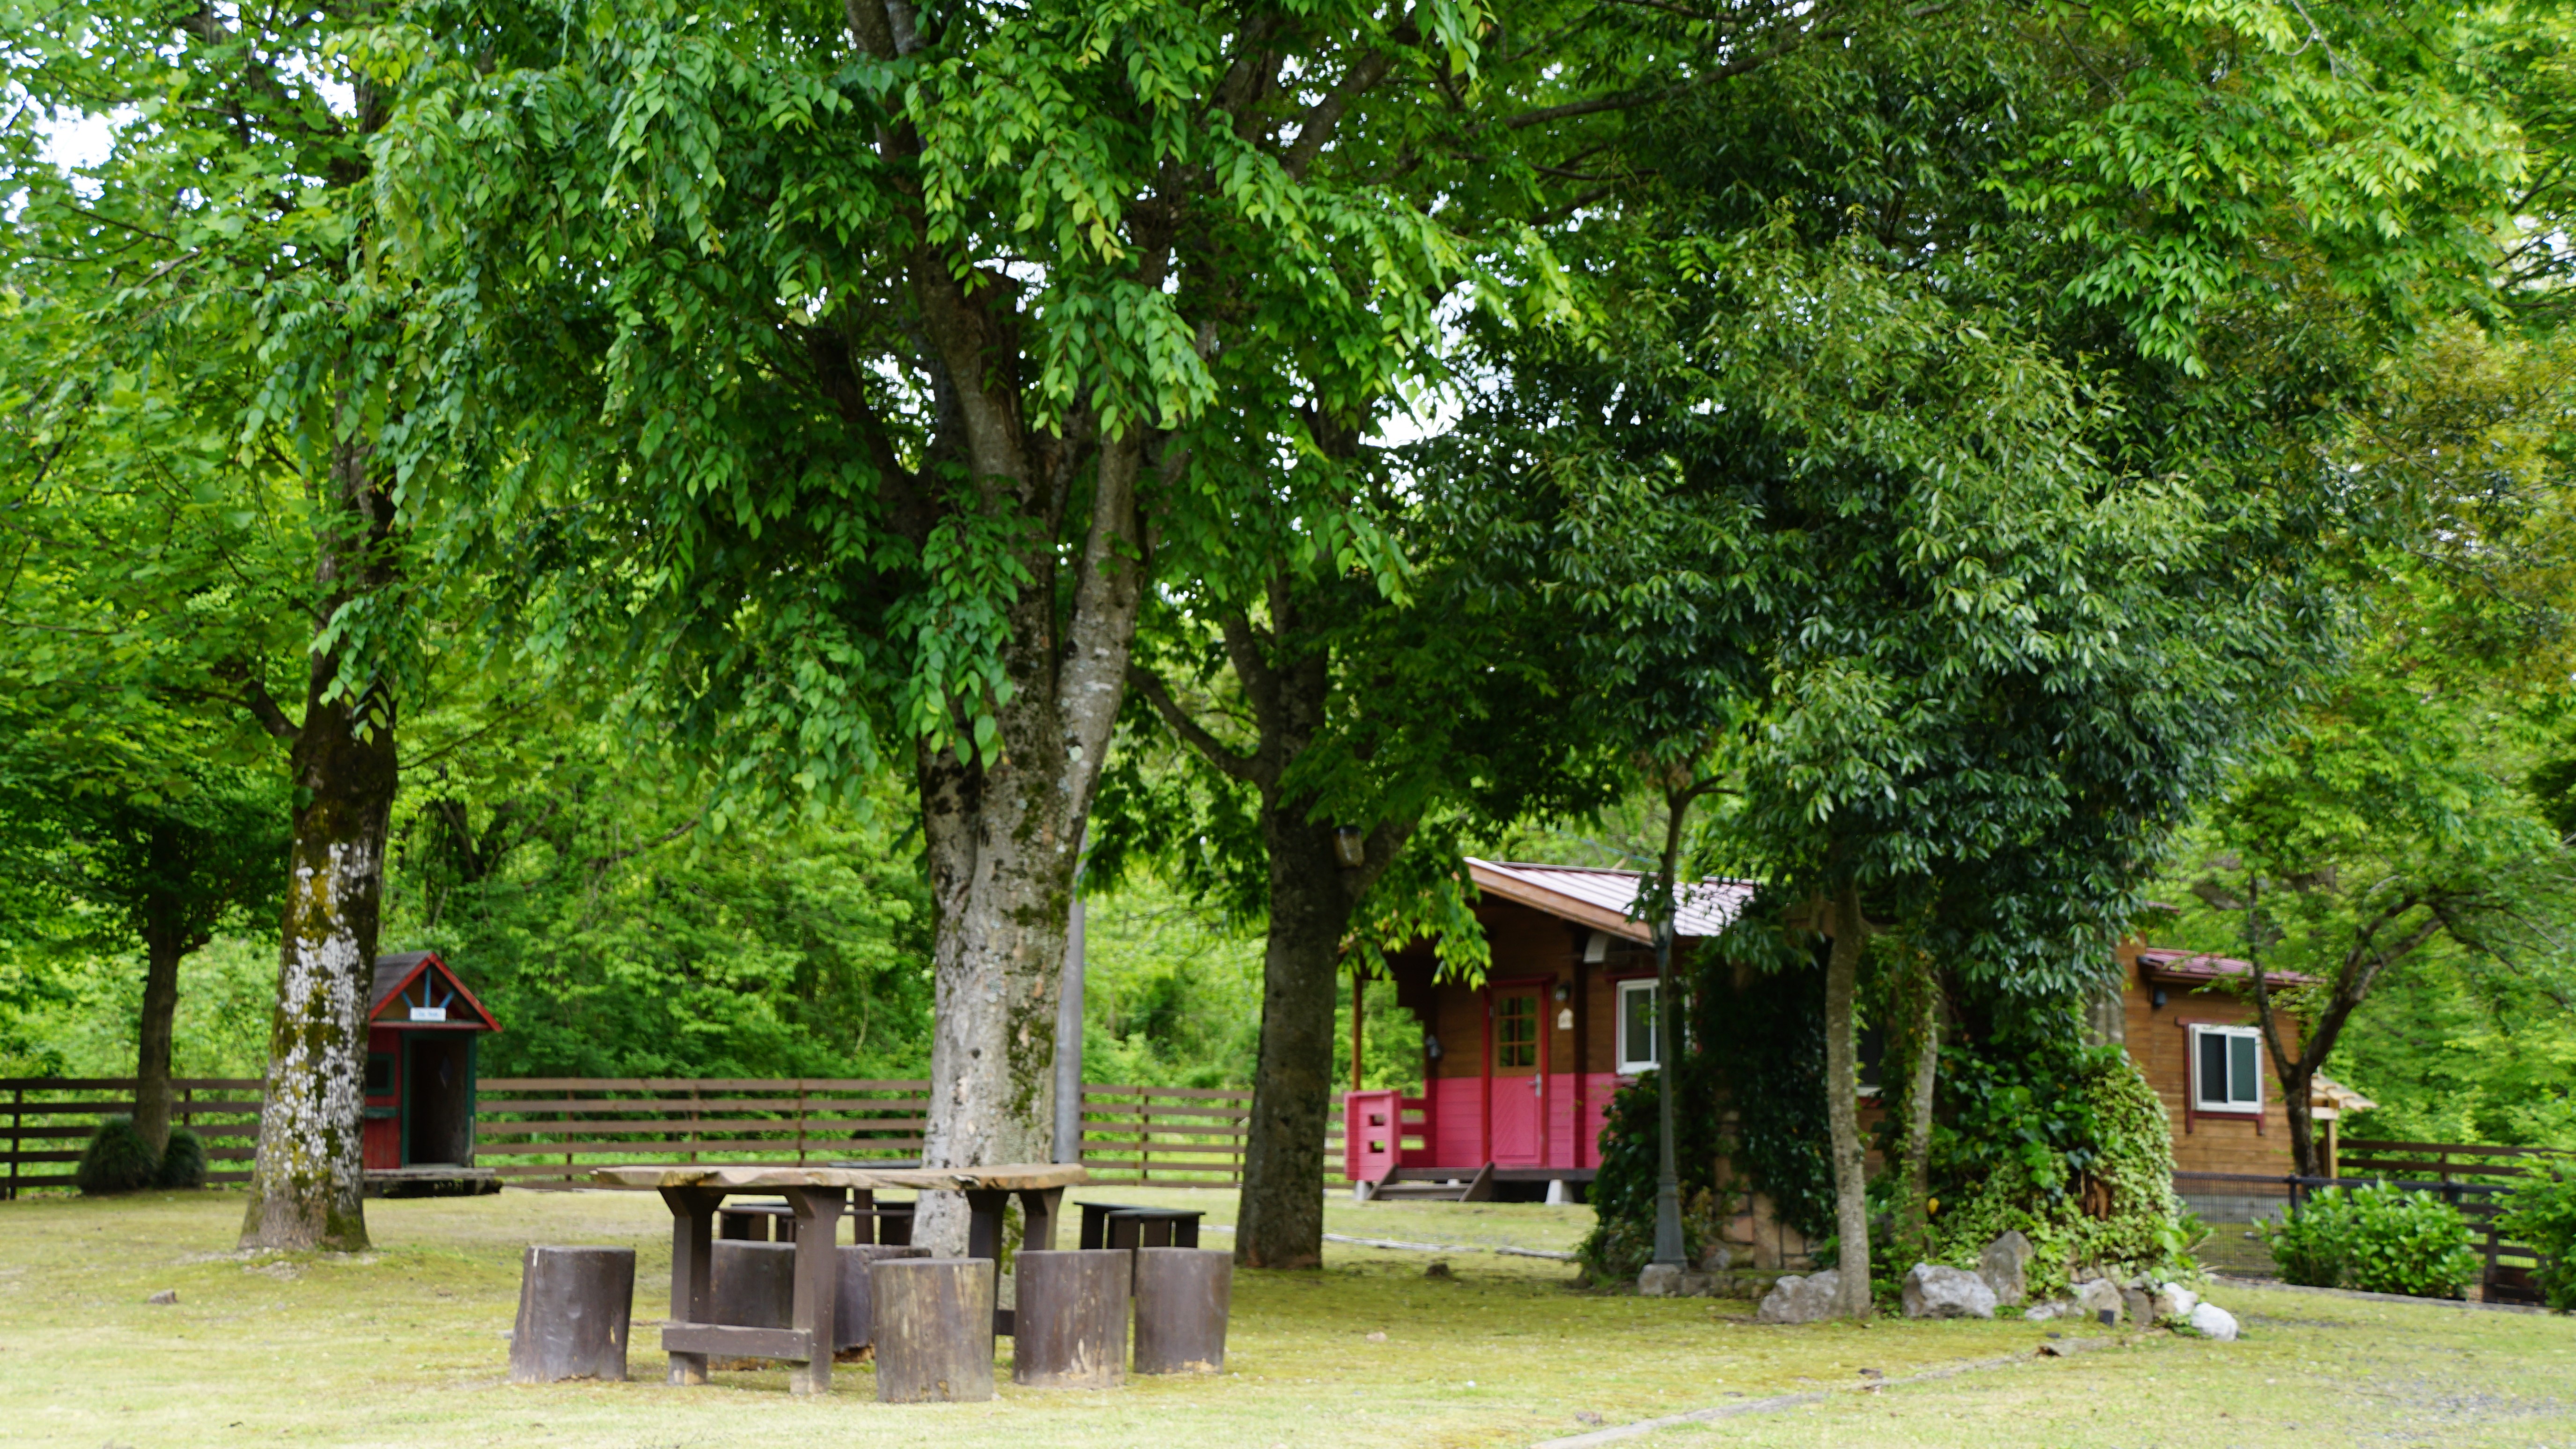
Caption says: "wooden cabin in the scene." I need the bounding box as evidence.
[1343,863,2363,1224]
[363,950,503,1195]
[1348,860,1754,1202]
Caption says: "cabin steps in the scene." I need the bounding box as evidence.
[1363,1164,1494,1203]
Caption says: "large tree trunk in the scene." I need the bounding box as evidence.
[906,430,1144,1256]
[239,438,400,1252]
[1234,817,1355,1269]
[133,825,188,1157]
[1823,883,1872,1318]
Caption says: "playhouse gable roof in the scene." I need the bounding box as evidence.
[368,950,500,1030]
[1465,859,1756,944]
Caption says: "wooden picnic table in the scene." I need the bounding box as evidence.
[592,1162,1086,1394]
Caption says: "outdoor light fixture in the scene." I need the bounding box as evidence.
[2152,987,2169,1010]
[1553,982,1571,1003]
[1424,1033,1443,1061]
[1334,825,1367,868]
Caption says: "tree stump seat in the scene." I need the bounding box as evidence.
[1011,1250,1128,1389]
[509,1246,635,1384]
[870,1257,995,1403]
[1133,1248,1231,1375]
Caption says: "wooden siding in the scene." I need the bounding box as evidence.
[2118,952,2299,1178]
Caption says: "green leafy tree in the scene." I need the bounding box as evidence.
[4,0,433,1246]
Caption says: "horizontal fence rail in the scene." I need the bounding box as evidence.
[2,1079,264,1196]
[3,1076,1346,1196]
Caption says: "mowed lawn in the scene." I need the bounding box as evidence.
[1,1185,2570,1448]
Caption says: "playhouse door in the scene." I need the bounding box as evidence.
[1489,986,1545,1165]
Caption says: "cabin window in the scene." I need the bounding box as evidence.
[2192,1025,2263,1113]
[365,1052,395,1096]
[1496,993,1539,1068]
[1617,980,1659,1074]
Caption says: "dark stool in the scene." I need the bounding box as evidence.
[870,1258,996,1403]
[1133,1247,1231,1375]
[1011,1250,1128,1389]
[1076,1201,1204,1250]
[835,1243,929,1352]
[509,1246,635,1383]
[717,1200,795,1242]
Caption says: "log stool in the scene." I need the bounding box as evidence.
[1133,1248,1231,1375]
[509,1246,635,1383]
[870,1258,995,1403]
[1010,1250,1128,1389]
[709,1240,795,1331]
[836,1243,929,1352]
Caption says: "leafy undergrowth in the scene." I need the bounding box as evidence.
[0,1187,2568,1447]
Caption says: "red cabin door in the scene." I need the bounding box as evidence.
[1489,985,1545,1165]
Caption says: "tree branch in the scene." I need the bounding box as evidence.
[1126,662,1265,785]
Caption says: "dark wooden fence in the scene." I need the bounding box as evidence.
[1,1078,264,1195]
[2286,1139,2571,1307]
[2,1076,1346,1196]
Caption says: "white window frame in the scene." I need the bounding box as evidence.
[1616,979,1660,1074]
[2190,1024,2265,1113]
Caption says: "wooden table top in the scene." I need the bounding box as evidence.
[592,1162,1088,1192]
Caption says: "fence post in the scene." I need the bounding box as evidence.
[795,1082,808,1167]
[7,1085,18,1202]
[1137,1092,1150,1185]
[688,1086,701,1165]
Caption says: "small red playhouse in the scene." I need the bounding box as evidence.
[362,950,502,1194]
[1346,861,1753,1202]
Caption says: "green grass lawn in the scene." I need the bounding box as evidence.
[1,1184,2568,1447]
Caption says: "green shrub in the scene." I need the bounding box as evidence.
[1923,1036,2188,1299]
[74,1118,160,1196]
[2497,1162,2576,1313]
[2260,1182,2480,1298]
[155,1129,207,1190]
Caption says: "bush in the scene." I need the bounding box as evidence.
[2497,1162,2576,1313]
[155,1129,207,1189]
[1922,1036,2188,1299]
[74,1118,160,1196]
[2260,1182,2480,1299]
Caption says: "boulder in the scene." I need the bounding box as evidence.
[1977,1232,2032,1307]
[1900,1264,1998,1320]
[1637,1264,1682,1298]
[2021,1299,2076,1321]
[2073,1278,2123,1324]
[2187,1302,2239,1341]
[2151,1283,2200,1322]
[2120,1287,2154,1326]
[1756,1270,1842,1324]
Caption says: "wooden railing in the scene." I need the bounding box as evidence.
[3,1076,1346,1196]
[1,1078,264,1196]
[2338,1139,2570,1184]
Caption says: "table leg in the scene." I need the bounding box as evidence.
[785,1187,844,1396]
[964,1188,1011,1337]
[852,1187,876,1246]
[1017,1186,1063,1251]
[660,1186,720,1386]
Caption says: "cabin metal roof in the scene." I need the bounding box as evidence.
[2135,946,2320,991]
[1464,859,1756,945]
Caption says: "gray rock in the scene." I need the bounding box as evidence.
[2120,1287,2154,1326]
[1637,1263,1683,1298]
[1698,1243,1735,1274]
[145,1289,177,1306]
[2021,1299,2076,1321]
[1678,1271,1715,1297]
[2151,1283,2200,1321]
[2074,1278,2123,1324]
[1756,1269,1843,1324]
[1977,1232,2032,1306]
[1900,1264,1998,1320]
[2188,1302,2239,1341]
